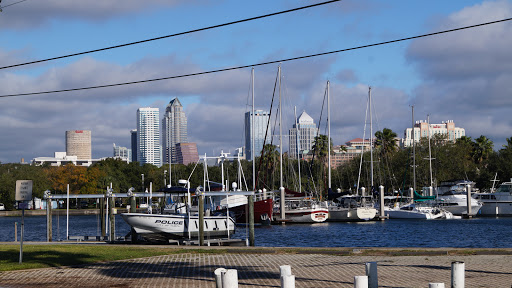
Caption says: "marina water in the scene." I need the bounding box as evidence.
[2,215,512,248]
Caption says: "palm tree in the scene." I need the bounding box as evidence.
[502,137,512,150]
[258,144,279,189]
[374,128,398,156]
[473,135,493,164]
[312,134,332,164]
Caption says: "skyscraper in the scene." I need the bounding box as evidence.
[137,107,161,167]
[289,110,318,159]
[162,98,188,164]
[66,130,91,160]
[244,110,270,160]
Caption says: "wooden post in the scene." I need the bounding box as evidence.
[379,186,385,220]
[248,195,255,246]
[46,197,52,242]
[100,197,105,238]
[130,196,136,213]
[109,196,115,242]
[199,193,204,246]
[466,184,472,218]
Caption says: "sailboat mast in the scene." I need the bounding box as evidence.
[327,81,331,189]
[251,68,255,191]
[279,66,283,189]
[369,87,373,190]
[295,106,301,193]
[427,114,433,188]
[412,105,416,194]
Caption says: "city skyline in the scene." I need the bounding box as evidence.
[1,1,511,163]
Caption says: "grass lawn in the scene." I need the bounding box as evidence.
[0,244,222,272]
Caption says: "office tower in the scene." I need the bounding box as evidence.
[175,143,199,165]
[289,111,318,159]
[66,130,91,160]
[113,143,131,163]
[244,110,270,160]
[137,107,161,167]
[130,129,137,162]
[162,98,188,164]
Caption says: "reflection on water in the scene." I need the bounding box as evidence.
[1,214,512,248]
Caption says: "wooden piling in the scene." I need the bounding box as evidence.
[248,195,255,246]
[46,197,52,242]
[100,197,105,237]
[109,196,115,242]
[199,193,204,246]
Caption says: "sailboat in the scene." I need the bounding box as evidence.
[272,66,329,223]
[385,106,454,219]
[328,85,377,221]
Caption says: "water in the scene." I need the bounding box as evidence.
[2,215,512,248]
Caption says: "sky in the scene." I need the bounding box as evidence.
[0,0,511,163]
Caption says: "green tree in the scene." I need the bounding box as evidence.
[374,128,398,156]
[473,135,494,164]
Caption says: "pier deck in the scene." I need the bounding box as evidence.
[0,247,510,287]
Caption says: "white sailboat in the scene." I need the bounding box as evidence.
[386,106,454,219]
[273,66,329,223]
[328,85,377,221]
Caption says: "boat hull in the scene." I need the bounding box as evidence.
[478,202,512,216]
[121,213,235,241]
[277,209,329,223]
[328,207,377,221]
[225,198,273,225]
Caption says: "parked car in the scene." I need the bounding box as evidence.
[0,203,5,210]
[80,201,89,209]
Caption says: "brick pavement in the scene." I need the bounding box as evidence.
[0,251,511,287]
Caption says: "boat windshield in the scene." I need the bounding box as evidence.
[495,183,512,194]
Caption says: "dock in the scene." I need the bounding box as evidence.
[0,246,510,287]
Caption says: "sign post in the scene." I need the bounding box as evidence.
[15,180,33,265]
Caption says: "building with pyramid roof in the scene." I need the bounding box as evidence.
[289,110,319,159]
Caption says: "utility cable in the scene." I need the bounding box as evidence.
[1,17,511,98]
[0,0,342,70]
[0,0,29,10]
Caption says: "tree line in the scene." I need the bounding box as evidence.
[1,131,511,208]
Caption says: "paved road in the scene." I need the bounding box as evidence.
[0,249,511,287]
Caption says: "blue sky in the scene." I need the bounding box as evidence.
[0,0,511,163]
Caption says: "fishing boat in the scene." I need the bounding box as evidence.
[473,179,512,216]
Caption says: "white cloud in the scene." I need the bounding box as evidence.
[406,0,512,148]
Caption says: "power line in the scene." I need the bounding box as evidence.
[1,17,510,98]
[0,0,342,70]
[0,0,29,10]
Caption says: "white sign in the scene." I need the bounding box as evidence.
[15,180,33,201]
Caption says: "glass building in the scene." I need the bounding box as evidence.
[289,110,318,159]
[245,110,271,160]
[162,98,188,164]
[137,107,161,167]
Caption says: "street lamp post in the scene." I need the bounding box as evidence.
[141,174,144,192]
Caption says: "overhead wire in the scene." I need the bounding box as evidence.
[0,0,342,70]
[0,17,511,99]
[0,0,29,10]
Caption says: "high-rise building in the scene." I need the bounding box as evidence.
[113,143,131,163]
[130,129,137,162]
[244,110,271,160]
[175,143,199,165]
[137,107,161,167]
[403,120,465,147]
[66,130,91,160]
[289,111,318,159]
[162,98,188,164]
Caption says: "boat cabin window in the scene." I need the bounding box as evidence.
[496,184,512,194]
